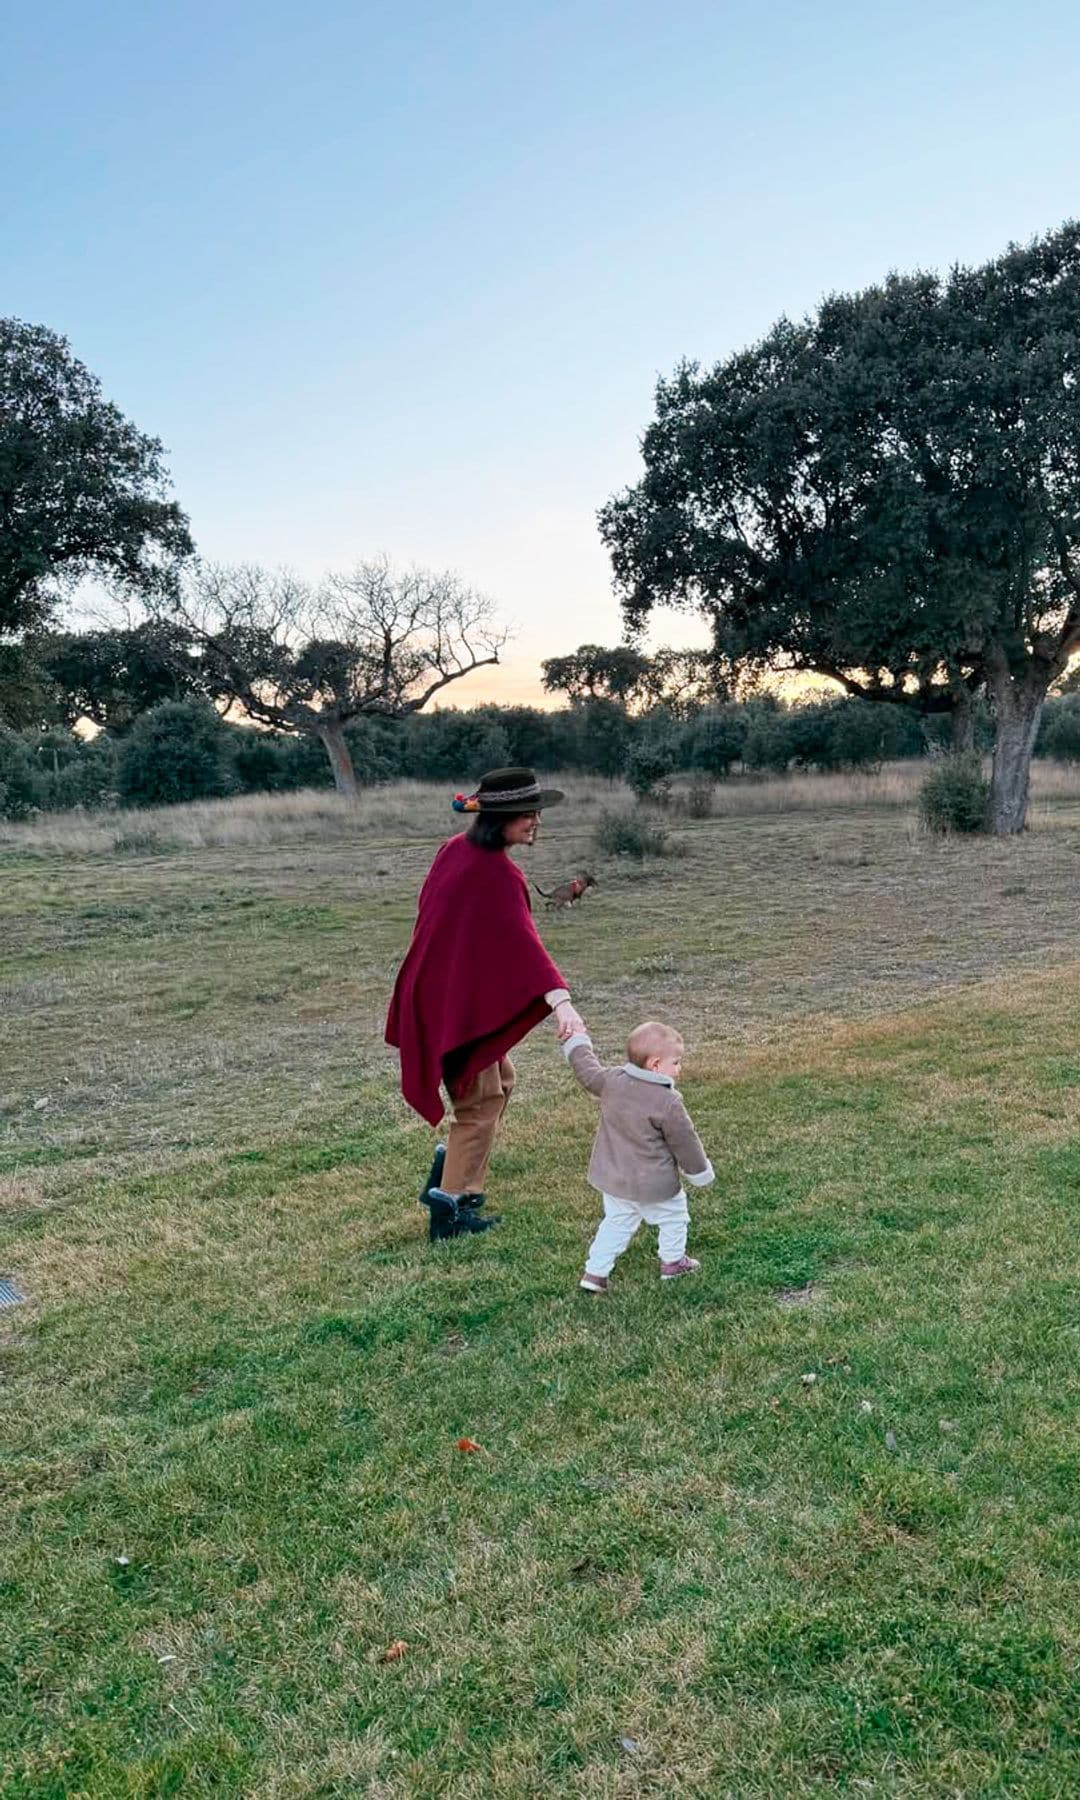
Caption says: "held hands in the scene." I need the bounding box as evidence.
[554,1000,586,1042]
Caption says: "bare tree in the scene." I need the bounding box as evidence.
[170,558,507,797]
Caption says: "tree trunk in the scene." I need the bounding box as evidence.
[988,669,1046,835]
[951,689,975,752]
[316,718,360,800]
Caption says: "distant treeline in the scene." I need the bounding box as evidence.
[6,692,1080,821]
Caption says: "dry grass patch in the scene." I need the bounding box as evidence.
[5,757,1080,861]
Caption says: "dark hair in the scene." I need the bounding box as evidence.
[466,812,514,850]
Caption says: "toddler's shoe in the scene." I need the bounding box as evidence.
[579,1272,610,1294]
[660,1256,700,1281]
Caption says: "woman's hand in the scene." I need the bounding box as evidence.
[554,1000,586,1041]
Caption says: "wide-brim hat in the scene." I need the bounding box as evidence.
[452,766,565,814]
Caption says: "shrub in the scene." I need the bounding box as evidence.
[229,727,297,794]
[919,754,990,834]
[594,810,671,858]
[624,736,677,802]
[1038,695,1080,762]
[0,727,48,819]
[827,699,919,770]
[345,718,399,787]
[113,826,167,855]
[685,706,746,776]
[573,698,636,777]
[682,776,714,819]
[743,710,792,772]
[282,732,337,790]
[48,736,118,811]
[398,709,510,782]
[496,705,574,770]
[785,703,838,769]
[117,701,238,808]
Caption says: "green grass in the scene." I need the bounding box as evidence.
[5,791,1080,1794]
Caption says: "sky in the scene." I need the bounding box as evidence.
[6,0,1080,704]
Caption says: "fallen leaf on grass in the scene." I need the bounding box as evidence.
[379,1640,408,1663]
[884,1431,898,1453]
[457,1437,484,1454]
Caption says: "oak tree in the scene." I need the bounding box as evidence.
[600,223,1080,832]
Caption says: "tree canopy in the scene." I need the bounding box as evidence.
[0,319,193,638]
[541,643,726,716]
[40,620,207,734]
[599,222,1080,831]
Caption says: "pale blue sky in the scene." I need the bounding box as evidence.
[6,0,1080,700]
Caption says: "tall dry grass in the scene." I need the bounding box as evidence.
[0,777,624,857]
[6,760,1080,858]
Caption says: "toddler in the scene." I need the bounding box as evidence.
[561,1020,714,1292]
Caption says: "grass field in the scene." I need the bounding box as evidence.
[5,773,1080,1796]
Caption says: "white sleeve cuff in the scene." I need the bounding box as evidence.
[684,1160,715,1187]
[545,988,571,1007]
[562,1033,593,1057]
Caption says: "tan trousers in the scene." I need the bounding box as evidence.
[442,1056,516,1195]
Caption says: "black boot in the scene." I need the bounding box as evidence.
[425,1188,501,1241]
[458,1191,485,1211]
[425,1187,460,1242]
[418,1142,447,1210]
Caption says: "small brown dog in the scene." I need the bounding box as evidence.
[531,871,598,910]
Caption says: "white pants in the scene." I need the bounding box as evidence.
[585,1190,689,1276]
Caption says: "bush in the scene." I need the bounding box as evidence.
[0,727,48,819]
[743,710,792,772]
[48,736,118,811]
[594,810,671,858]
[827,699,919,770]
[680,776,714,819]
[117,701,238,808]
[573,698,636,777]
[229,727,297,794]
[113,826,167,855]
[342,718,396,786]
[1038,695,1080,762]
[784,703,838,769]
[496,705,575,770]
[397,709,510,782]
[919,754,990,834]
[624,735,677,802]
[684,706,746,776]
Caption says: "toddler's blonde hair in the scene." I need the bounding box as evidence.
[627,1020,684,1068]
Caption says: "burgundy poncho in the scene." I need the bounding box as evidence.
[386,834,566,1126]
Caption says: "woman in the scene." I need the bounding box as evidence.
[386,767,586,1240]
